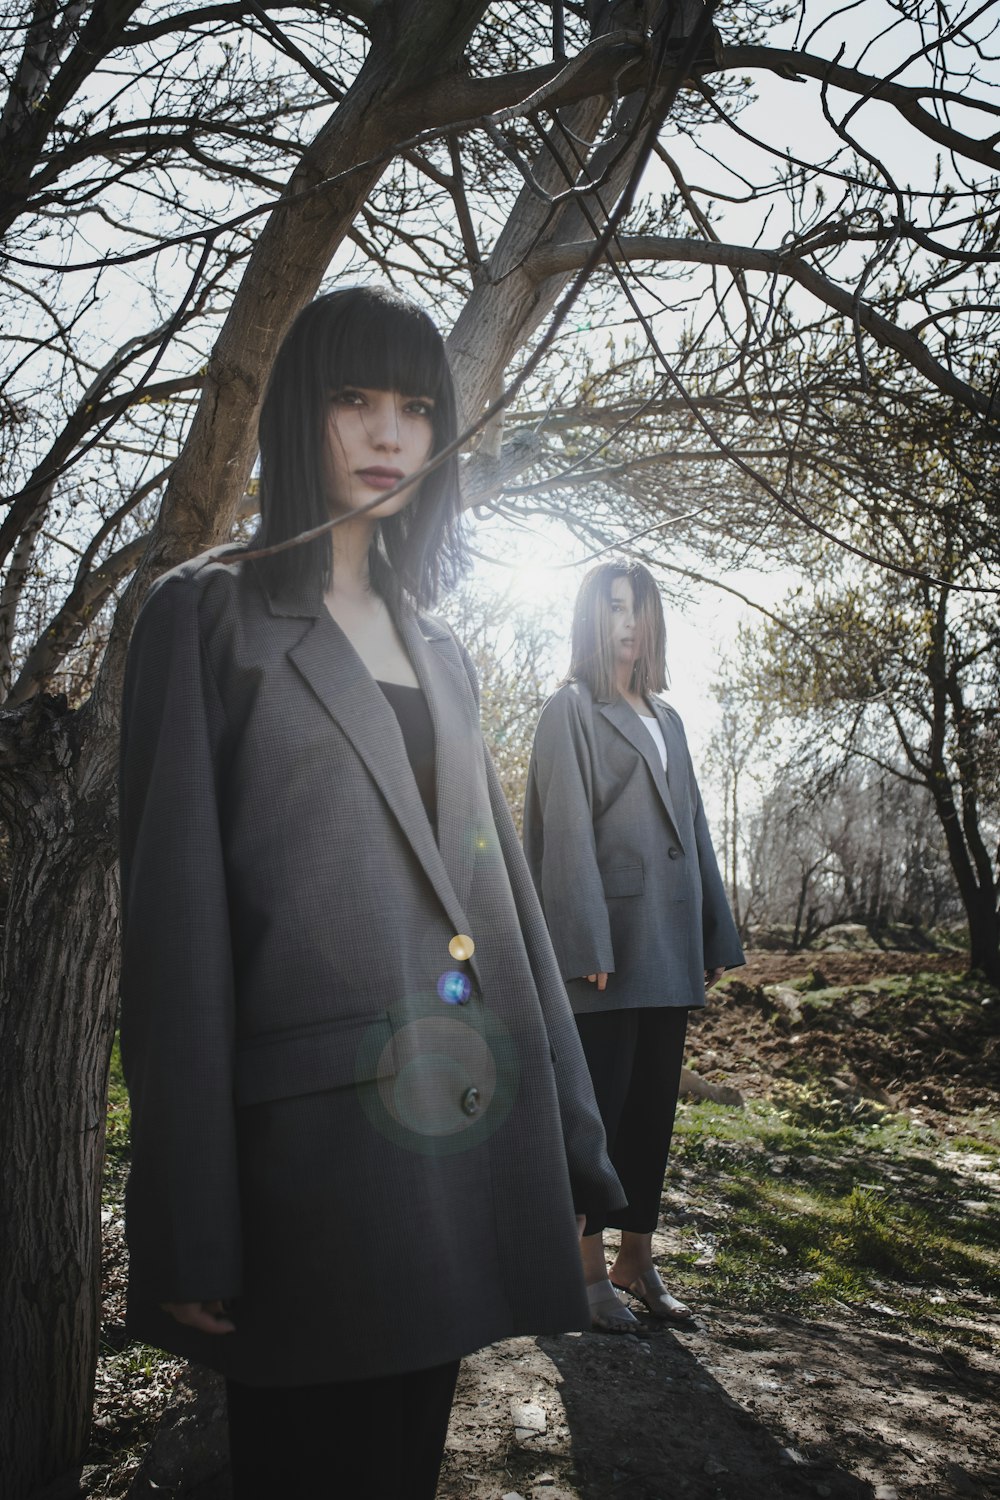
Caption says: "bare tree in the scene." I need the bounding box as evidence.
[734,391,999,977]
[2,2,999,1492]
[732,753,965,948]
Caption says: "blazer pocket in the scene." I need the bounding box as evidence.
[601,862,644,899]
[234,1012,395,1106]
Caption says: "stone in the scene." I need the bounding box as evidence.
[510,1400,547,1438]
[765,984,805,1025]
[678,1066,744,1107]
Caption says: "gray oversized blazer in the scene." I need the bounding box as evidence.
[118,553,624,1387]
[523,680,744,1014]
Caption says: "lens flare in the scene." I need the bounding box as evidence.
[437,970,472,1005]
[353,996,519,1158]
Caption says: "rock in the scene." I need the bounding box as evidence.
[814,923,879,951]
[679,1066,744,1107]
[765,984,804,1026]
[703,1457,729,1476]
[510,1400,547,1439]
[873,1487,899,1500]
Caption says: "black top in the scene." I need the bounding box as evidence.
[376,680,437,833]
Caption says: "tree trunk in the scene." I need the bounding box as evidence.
[0,698,119,1498]
[926,772,1000,989]
[965,886,1000,987]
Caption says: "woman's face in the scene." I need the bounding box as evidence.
[324,386,436,519]
[608,575,638,668]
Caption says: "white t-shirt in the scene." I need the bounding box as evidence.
[637,712,667,771]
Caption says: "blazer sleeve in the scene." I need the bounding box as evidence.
[118,572,243,1303]
[675,718,745,971]
[522,690,615,982]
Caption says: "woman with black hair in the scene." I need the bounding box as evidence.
[523,560,744,1333]
[118,287,623,1498]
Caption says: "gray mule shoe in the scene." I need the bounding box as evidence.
[611,1266,693,1322]
[586,1277,642,1333]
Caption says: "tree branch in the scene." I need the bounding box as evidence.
[526,235,998,419]
[721,42,1000,174]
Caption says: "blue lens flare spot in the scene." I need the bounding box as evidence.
[437,970,472,1005]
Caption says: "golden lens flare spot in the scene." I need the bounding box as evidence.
[448,933,475,961]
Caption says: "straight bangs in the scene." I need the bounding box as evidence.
[254,286,468,609]
[319,290,451,406]
[566,559,668,701]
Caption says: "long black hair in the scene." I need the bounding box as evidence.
[566,559,668,701]
[254,286,468,609]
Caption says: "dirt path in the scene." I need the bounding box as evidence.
[438,1308,999,1500]
[127,1301,999,1500]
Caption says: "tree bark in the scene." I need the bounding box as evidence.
[0,698,120,1498]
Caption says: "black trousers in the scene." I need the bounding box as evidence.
[226,1359,460,1499]
[575,1005,689,1237]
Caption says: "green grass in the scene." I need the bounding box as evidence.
[103,1035,131,1199]
[668,1093,1000,1348]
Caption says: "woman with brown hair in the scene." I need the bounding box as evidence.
[523,559,744,1332]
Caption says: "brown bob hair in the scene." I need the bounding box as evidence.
[566,559,668,702]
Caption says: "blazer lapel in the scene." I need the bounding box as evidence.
[651,698,691,849]
[287,609,474,946]
[599,697,687,853]
[398,610,479,922]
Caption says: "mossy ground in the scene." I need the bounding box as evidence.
[667,1092,998,1350]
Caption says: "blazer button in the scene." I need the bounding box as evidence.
[461,1086,481,1117]
[668,846,680,860]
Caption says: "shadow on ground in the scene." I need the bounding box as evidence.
[122,1303,1000,1500]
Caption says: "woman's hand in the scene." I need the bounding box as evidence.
[585,973,609,991]
[576,1214,587,1239]
[704,967,725,990]
[161,1299,236,1334]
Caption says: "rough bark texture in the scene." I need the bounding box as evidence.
[0,698,120,1498]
